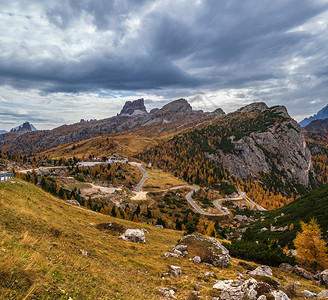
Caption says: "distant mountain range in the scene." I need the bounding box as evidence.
[299,104,328,127]
[0,130,8,135]
[0,98,225,154]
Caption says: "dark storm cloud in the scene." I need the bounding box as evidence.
[1,0,328,123]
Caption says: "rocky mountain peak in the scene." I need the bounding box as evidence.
[10,122,37,134]
[237,102,268,113]
[270,105,290,118]
[160,98,192,113]
[119,98,148,116]
[209,108,225,118]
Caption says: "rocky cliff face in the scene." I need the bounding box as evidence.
[10,122,37,134]
[119,98,148,116]
[206,104,314,189]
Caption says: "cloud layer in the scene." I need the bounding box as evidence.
[0,0,328,129]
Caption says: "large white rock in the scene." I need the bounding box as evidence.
[175,244,187,252]
[179,233,231,267]
[170,265,181,278]
[301,290,317,298]
[159,287,176,299]
[318,270,328,287]
[249,265,273,277]
[213,280,234,290]
[213,278,261,300]
[234,215,248,222]
[293,265,314,280]
[318,290,328,299]
[271,290,290,300]
[119,229,146,243]
[193,256,201,264]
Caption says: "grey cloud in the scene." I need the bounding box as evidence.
[0,0,328,127]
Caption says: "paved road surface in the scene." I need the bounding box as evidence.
[156,185,230,217]
[128,162,148,191]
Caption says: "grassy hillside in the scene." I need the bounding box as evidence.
[0,179,185,299]
[242,184,328,248]
[0,179,326,299]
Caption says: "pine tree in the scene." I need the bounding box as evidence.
[294,218,328,271]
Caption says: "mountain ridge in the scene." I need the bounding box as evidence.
[304,118,328,133]
[0,98,225,155]
[299,104,328,127]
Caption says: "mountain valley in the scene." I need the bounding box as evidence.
[1,99,328,299]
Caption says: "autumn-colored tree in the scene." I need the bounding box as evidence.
[205,221,216,237]
[294,218,328,271]
[197,218,205,233]
[163,217,169,229]
[133,214,139,223]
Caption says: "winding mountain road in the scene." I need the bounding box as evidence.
[124,162,265,216]
[22,160,265,216]
[128,162,148,192]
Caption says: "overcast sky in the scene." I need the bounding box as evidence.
[1,0,328,130]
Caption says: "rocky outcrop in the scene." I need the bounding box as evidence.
[10,122,37,134]
[317,269,328,287]
[66,200,81,206]
[159,287,176,299]
[234,215,248,222]
[317,290,328,298]
[293,265,314,280]
[237,102,268,113]
[279,263,293,272]
[302,290,317,298]
[206,103,314,189]
[119,229,146,243]
[249,265,273,277]
[213,277,289,300]
[170,265,181,278]
[271,225,289,232]
[178,233,231,267]
[119,98,148,116]
[142,99,193,126]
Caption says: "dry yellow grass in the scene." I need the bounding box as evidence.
[0,180,325,299]
[42,133,160,160]
[142,165,189,191]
